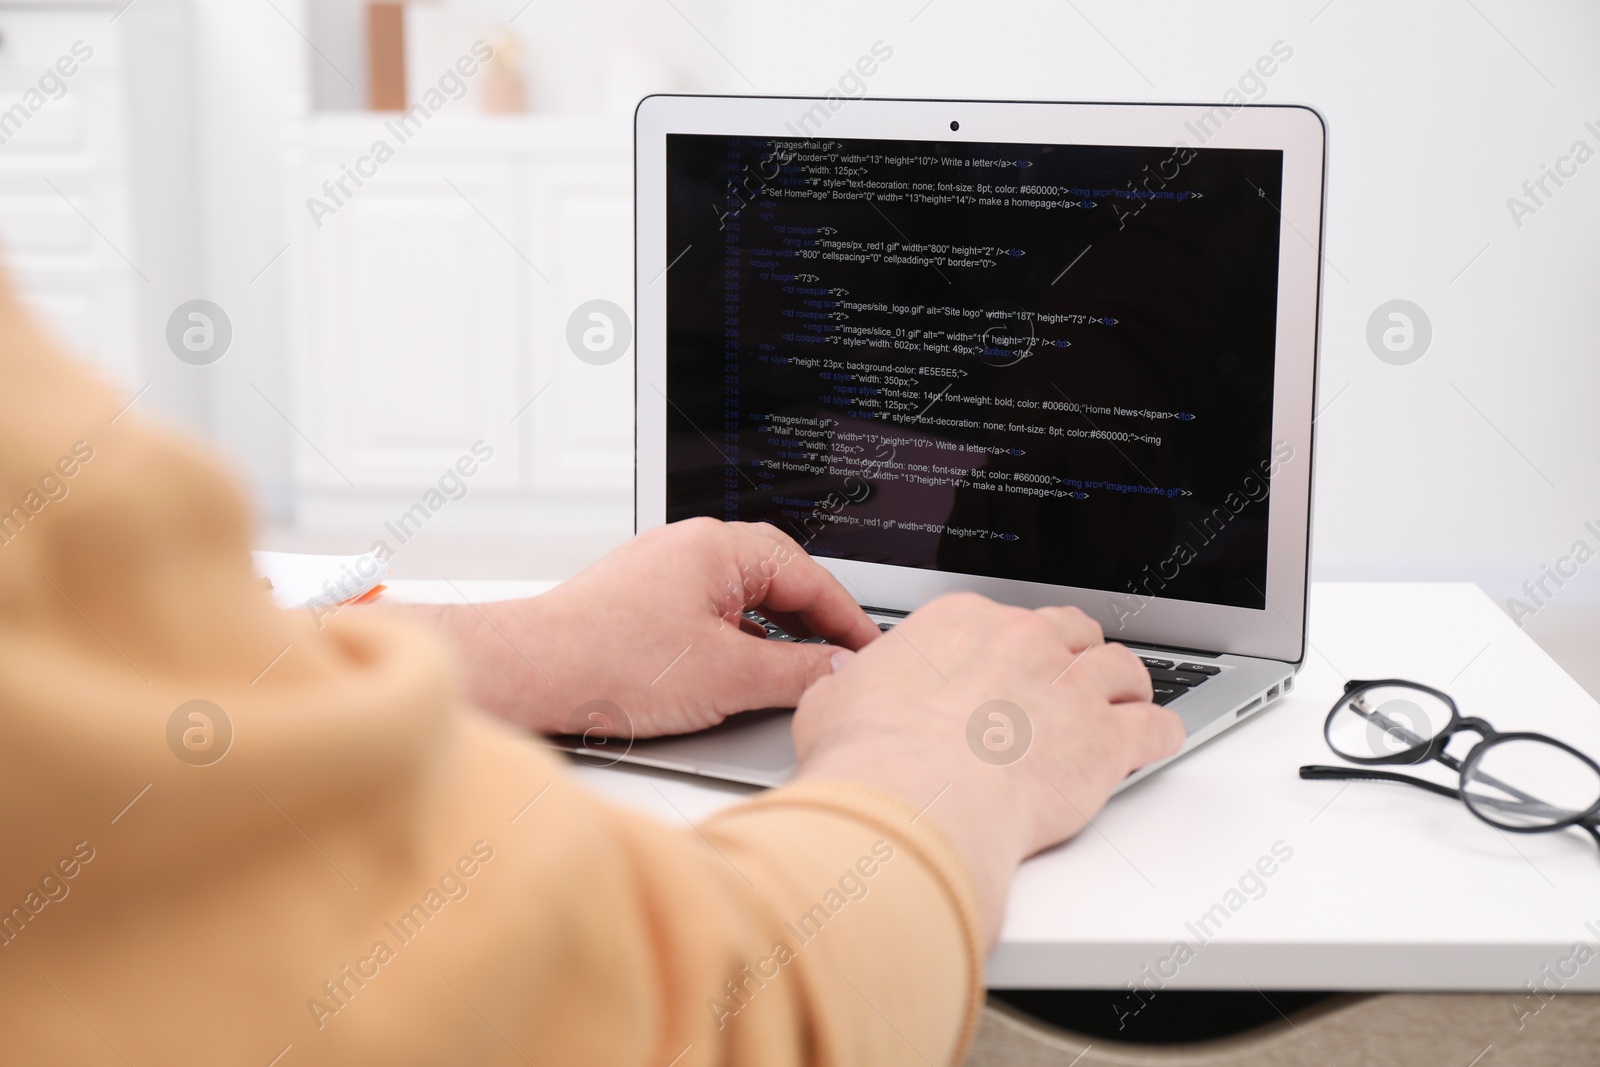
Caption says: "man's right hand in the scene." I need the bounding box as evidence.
[791,592,1186,946]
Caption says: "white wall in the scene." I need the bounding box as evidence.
[184,0,307,520]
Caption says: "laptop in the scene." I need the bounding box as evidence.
[565,95,1324,791]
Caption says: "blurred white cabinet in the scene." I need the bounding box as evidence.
[524,155,634,494]
[296,160,523,490]
[289,116,633,523]
[0,6,137,385]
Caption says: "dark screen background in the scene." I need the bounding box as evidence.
[664,132,1283,609]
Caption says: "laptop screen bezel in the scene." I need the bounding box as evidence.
[635,94,1323,665]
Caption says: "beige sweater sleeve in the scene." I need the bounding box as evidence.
[0,284,984,1065]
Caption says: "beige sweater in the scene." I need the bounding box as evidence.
[0,286,983,1065]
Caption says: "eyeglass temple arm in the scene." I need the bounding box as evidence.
[1300,764,1463,801]
[1305,765,1600,858]
[1300,766,1592,824]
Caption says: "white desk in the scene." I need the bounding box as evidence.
[386,580,1600,991]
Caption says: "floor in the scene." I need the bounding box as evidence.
[259,526,1600,703]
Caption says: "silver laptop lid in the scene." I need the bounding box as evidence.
[635,96,1325,664]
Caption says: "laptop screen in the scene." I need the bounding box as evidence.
[663,132,1285,611]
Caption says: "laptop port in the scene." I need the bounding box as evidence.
[1235,697,1263,718]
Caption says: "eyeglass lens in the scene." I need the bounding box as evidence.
[1463,737,1600,830]
[1327,685,1454,763]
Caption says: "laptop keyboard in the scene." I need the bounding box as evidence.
[743,611,1218,705]
[1138,657,1220,705]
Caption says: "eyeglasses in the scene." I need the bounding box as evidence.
[1299,679,1600,854]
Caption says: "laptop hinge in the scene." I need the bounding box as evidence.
[1123,638,1227,659]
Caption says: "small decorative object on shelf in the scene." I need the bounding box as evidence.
[481,26,527,114]
[366,2,407,111]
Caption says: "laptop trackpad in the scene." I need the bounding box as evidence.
[581,707,796,788]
